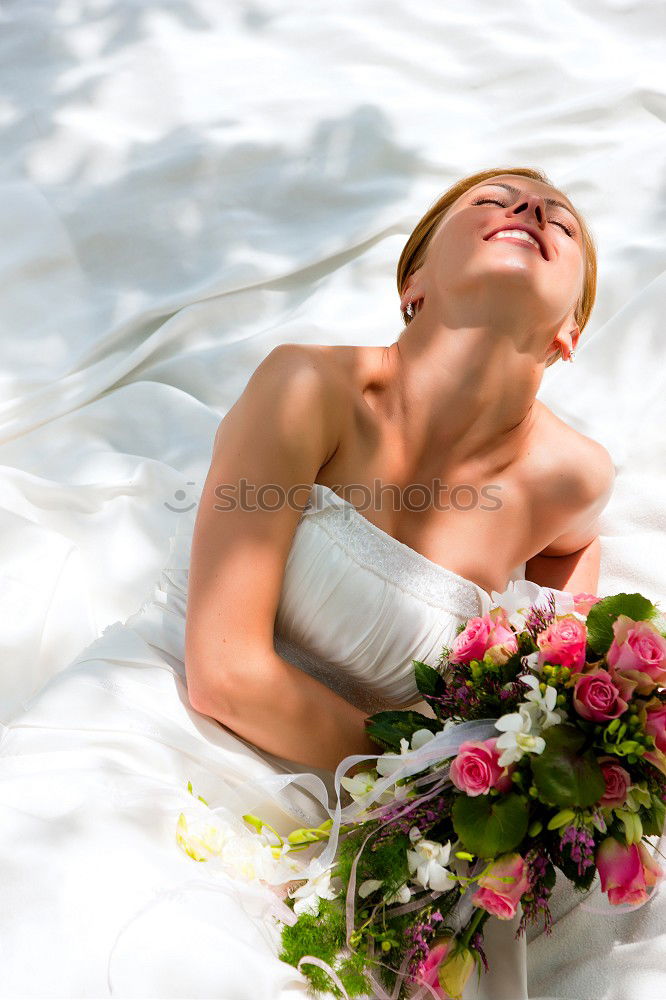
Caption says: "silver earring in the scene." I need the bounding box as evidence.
[569,351,576,362]
[405,302,414,319]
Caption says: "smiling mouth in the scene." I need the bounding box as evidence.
[488,236,542,255]
[484,230,547,259]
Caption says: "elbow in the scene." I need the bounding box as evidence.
[185,667,234,721]
[185,651,278,722]
[526,536,601,595]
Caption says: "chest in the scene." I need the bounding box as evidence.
[318,402,554,595]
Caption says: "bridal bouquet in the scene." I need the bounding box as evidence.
[177,587,666,1000]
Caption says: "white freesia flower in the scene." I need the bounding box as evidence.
[289,866,339,917]
[358,878,384,898]
[384,883,412,904]
[375,729,436,777]
[406,832,455,892]
[519,675,563,729]
[376,736,410,777]
[489,580,549,631]
[411,728,438,748]
[494,702,546,767]
[340,771,393,805]
[521,651,541,672]
[490,581,577,631]
[358,878,412,905]
[176,811,303,882]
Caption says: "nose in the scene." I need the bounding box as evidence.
[509,193,548,230]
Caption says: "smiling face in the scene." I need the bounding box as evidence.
[415,173,586,347]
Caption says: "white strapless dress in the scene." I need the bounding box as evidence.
[1,484,663,999]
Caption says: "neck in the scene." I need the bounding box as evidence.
[380,314,546,475]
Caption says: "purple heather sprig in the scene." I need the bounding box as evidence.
[558,824,597,878]
[517,847,554,938]
[523,591,557,642]
[405,909,445,980]
[372,792,452,846]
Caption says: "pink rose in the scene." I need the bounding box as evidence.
[471,853,530,919]
[485,614,519,663]
[416,936,455,998]
[449,738,515,797]
[573,669,635,722]
[644,746,666,778]
[596,837,664,906]
[536,616,587,670]
[607,616,666,694]
[646,703,666,754]
[450,616,491,664]
[573,592,603,616]
[597,755,631,809]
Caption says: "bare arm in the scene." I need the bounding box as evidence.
[525,441,615,596]
[185,344,377,773]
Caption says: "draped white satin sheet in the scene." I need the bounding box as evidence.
[0,1,665,997]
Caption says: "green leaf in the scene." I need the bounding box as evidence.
[414,660,444,698]
[543,860,557,890]
[451,792,529,858]
[364,710,440,752]
[531,724,606,808]
[586,593,659,655]
[642,795,666,837]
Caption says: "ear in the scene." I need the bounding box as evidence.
[548,318,581,362]
[400,270,425,312]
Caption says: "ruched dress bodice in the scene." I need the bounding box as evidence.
[125,482,527,714]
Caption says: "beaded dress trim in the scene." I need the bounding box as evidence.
[302,483,488,617]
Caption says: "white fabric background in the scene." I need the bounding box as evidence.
[0,1,664,996]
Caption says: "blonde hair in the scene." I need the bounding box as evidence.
[396,167,597,367]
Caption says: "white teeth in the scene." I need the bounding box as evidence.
[489,229,541,252]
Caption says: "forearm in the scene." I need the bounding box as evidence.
[525,536,601,596]
[193,652,379,773]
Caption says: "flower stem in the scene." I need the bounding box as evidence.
[460,906,488,949]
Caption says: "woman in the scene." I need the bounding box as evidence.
[0,167,617,1000]
[184,165,613,774]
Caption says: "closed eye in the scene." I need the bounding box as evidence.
[471,197,574,237]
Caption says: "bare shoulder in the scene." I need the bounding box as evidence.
[214,342,344,455]
[261,342,348,392]
[528,403,616,555]
[536,404,615,504]
[256,341,337,378]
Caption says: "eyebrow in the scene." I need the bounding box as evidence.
[476,182,580,225]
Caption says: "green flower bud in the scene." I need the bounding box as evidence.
[556,695,567,707]
[547,809,576,830]
[607,719,621,735]
[381,940,392,953]
[529,786,539,798]
[287,828,319,844]
[528,820,543,837]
